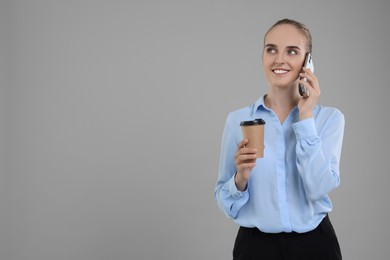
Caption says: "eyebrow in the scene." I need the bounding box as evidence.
[264,43,301,50]
[286,45,301,50]
[264,44,276,48]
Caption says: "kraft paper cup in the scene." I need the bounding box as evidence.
[240,118,266,158]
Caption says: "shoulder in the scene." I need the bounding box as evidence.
[225,103,256,127]
[314,105,345,130]
[226,95,264,122]
[315,105,344,121]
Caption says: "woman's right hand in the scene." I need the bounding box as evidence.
[234,139,258,191]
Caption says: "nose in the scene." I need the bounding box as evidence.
[274,53,285,65]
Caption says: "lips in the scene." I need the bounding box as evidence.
[272,69,289,74]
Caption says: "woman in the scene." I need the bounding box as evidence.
[214,19,344,259]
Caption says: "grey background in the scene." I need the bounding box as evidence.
[1,0,389,259]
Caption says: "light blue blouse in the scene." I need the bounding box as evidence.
[214,95,345,233]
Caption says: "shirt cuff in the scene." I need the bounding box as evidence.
[292,117,317,140]
[227,174,248,198]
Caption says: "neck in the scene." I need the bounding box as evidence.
[264,85,300,123]
[265,85,299,111]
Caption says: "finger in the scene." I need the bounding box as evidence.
[238,162,256,170]
[304,88,310,99]
[300,69,320,91]
[300,69,317,83]
[298,78,311,90]
[302,67,314,75]
[238,153,258,162]
[237,139,258,154]
[239,147,258,156]
[235,148,257,162]
[298,77,318,95]
[234,148,257,165]
[299,72,314,84]
[237,139,249,149]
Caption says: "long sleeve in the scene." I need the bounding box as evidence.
[214,116,249,219]
[214,96,345,232]
[292,110,345,202]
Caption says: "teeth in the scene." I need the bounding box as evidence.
[273,69,288,74]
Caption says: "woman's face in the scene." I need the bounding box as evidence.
[262,24,308,89]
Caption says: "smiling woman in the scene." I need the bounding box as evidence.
[263,23,309,95]
[214,18,344,260]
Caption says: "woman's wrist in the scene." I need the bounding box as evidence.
[235,172,247,191]
[299,112,313,121]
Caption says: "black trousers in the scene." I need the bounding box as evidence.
[233,215,342,260]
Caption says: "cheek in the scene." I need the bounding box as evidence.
[262,56,273,68]
[262,61,271,75]
[292,59,304,70]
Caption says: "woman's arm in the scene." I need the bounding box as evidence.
[214,116,252,219]
[293,110,345,202]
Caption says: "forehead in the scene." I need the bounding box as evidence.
[264,24,307,49]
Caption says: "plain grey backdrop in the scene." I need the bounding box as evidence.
[1,0,389,259]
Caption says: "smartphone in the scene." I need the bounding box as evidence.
[298,53,314,99]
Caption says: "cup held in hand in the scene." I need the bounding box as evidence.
[240,118,266,158]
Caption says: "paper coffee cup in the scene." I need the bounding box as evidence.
[240,118,266,158]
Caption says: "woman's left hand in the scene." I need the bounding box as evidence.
[297,67,320,120]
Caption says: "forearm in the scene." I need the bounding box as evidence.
[215,175,249,219]
[293,114,344,201]
[234,172,248,192]
[215,116,250,218]
[295,139,340,201]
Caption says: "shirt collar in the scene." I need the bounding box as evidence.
[252,94,269,115]
[252,94,303,117]
[253,94,320,122]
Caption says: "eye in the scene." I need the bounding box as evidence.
[287,49,298,55]
[266,47,276,54]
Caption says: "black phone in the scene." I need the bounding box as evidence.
[298,53,314,99]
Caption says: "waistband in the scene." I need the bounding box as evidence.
[240,214,331,238]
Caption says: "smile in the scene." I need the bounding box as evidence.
[272,69,289,74]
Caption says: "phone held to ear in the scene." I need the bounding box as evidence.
[298,53,314,99]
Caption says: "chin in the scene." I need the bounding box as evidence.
[272,81,295,88]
